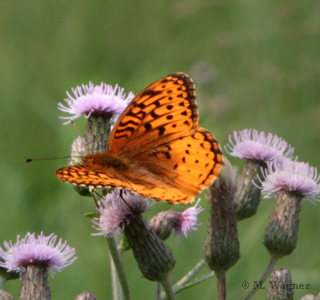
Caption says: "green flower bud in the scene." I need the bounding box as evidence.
[124,215,176,282]
[234,160,266,220]
[204,159,240,275]
[264,191,301,258]
[85,114,112,154]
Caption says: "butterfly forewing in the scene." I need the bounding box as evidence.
[108,73,198,155]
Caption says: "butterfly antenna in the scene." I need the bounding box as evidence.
[25,156,77,162]
[71,120,83,136]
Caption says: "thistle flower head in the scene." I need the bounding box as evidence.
[172,200,203,236]
[149,200,203,239]
[261,160,320,203]
[225,129,294,163]
[93,190,152,237]
[0,233,77,276]
[58,82,134,124]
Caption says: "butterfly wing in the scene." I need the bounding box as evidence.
[108,73,223,203]
[135,128,222,193]
[56,128,222,204]
[107,73,198,155]
[56,163,134,189]
[56,73,223,204]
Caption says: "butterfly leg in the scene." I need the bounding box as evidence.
[119,189,137,214]
[91,187,101,208]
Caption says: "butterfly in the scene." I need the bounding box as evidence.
[56,73,223,204]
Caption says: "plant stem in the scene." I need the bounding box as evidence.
[0,277,6,289]
[156,282,161,300]
[0,289,15,300]
[160,275,175,300]
[241,257,278,300]
[110,254,123,300]
[106,236,132,300]
[217,273,226,300]
[173,259,206,293]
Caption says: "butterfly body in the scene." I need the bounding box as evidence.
[56,73,223,204]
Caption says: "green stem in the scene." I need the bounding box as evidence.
[161,260,214,298]
[160,274,175,300]
[0,277,6,289]
[110,254,123,300]
[173,260,206,293]
[156,282,161,300]
[106,236,132,300]
[241,257,278,300]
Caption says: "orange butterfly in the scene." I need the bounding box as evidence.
[56,73,223,204]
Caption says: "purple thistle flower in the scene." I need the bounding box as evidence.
[93,190,152,237]
[58,82,134,124]
[225,129,294,163]
[172,200,203,236]
[149,200,203,240]
[0,232,77,275]
[261,159,320,202]
[75,291,97,300]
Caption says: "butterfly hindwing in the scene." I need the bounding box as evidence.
[127,127,223,199]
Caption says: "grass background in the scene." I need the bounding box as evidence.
[1,0,319,299]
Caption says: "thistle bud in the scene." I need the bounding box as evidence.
[85,114,112,154]
[149,210,177,240]
[234,159,265,220]
[124,215,176,282]
[264,191,301,258]
[68,136,88,166]
[68,136,91,196]
[266,268,293,300]
[203,158,240,275]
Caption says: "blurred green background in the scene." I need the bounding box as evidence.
[1,0,319,299]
